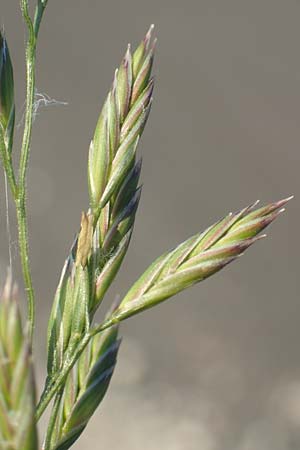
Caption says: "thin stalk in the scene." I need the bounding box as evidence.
[17,0,48,341]
[36,317,116,420]
[36,334,91,420]
[17,1,36,341]
[43,388,64,450]
[15,197,35,339]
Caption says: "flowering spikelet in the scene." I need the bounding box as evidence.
[0,275,38,450]
[103,197,292,324]
[88,25,155,213]
[87,26,156,312]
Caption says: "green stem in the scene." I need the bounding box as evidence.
[43,388,63,450]
[17,0,48,341]
[17,14,36,341]
[36,318,115,420]
[16,198,35,339]
[36,334,91,420]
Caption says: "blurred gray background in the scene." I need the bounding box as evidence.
[1,1,299,449]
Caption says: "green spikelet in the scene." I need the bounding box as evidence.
[0,275,38,450]
[86,25,156,315]
[45,322,120,450]
[47,212,92,376]
[88,25,155,212]
[102,198,291,324]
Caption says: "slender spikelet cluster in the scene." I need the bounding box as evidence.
[0,31,15,151]
[47,27,155,377]
[0,276,38,450]
[45,320,120,450]
[101,197,291,324]
[88,25,156,311]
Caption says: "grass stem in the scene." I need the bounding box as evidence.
[17,0,48,342]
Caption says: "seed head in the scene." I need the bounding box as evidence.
[107,197,292,323]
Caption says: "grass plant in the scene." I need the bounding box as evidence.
[0,2,291,449]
